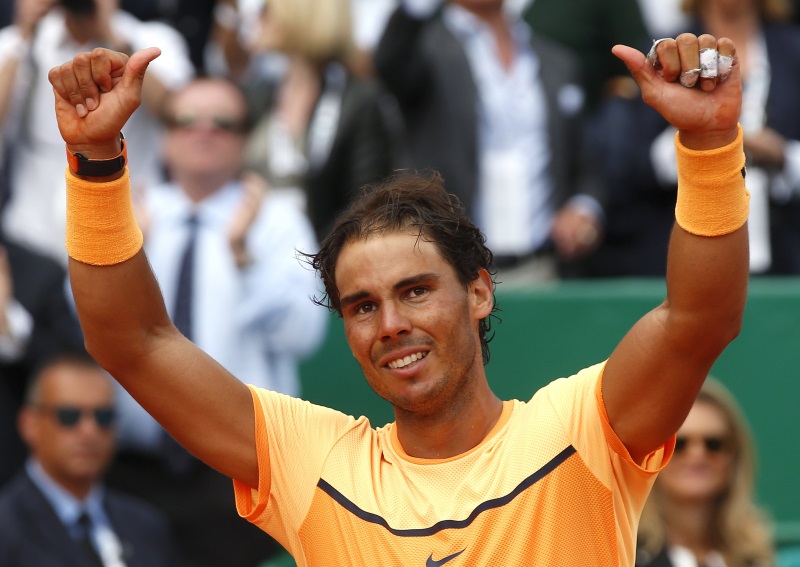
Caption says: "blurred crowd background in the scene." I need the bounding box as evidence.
[1,0,800,565]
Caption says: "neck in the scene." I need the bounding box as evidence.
[662,496,718,559]
[702,4,760,40]
[172,171,235,203]
[458,4,514,69]
[286,56,323,83]
[42,466,94,500]
[395,382,503,459]
[65,12,98,46]
[66,482,93,501]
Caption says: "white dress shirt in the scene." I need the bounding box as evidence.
[444,5,554,256]
[114,180,328,451]
[26,459,125,567]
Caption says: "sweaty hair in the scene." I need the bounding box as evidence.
[306,171,499,364]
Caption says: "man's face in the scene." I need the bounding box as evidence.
[163,80,248,181]
[20,363,116,494]
[657,400,735,503]
[335,231,493,416]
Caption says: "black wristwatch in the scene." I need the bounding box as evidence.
[66,132,128,177]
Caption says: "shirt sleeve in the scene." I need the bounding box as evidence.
[233,386,366,543]
[545,363,675,560]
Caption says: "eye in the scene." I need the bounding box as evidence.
[406,287,428,299]
[354,302,376,315]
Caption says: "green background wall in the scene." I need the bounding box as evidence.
[298,277,800,543]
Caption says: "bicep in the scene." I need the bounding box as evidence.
[602,222,747,463]
[602,304,709,464]
[124,337,259,486]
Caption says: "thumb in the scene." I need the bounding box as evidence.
[121,47,161,90]
[612,44,657,92]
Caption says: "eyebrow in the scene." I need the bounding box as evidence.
[339,273,440,309]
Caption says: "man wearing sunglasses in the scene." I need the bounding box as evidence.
[0,352,179,566]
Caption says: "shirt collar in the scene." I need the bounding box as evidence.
[26,458,105,526]
[161,179,246,230]
[443,4,532,46]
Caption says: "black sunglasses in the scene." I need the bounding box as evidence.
[167,113,245,133]
[674,435,729,455]
[37,405,116,429]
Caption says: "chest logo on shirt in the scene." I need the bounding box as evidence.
[426,548,465,566]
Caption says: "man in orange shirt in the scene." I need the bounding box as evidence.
[50,33,748,565]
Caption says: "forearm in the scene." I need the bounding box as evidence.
[65,165,174,371]
[69,251,173,370]
[664,126,749,354]
[603,125,749,460]
[0,28,30,125]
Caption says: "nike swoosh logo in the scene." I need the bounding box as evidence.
[426,548,465,566]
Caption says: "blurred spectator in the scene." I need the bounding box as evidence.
[636,378,774,567]
[585,0,800,277]
[522,0,649,112]
[210,0,396,241]
[374,0,605,283]
[105,76,326,567]
[0,352,180,566]
[0,0,194,265]
[120,0,215,73]
[0,230,84,488]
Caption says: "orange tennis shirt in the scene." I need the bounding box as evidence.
[233,361,674,566]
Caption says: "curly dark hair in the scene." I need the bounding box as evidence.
[305,171,500,365]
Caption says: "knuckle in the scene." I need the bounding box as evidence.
[698,33,717,45]
[676,33,697,45]
[74,52,91,67]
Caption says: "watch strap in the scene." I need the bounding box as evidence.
[66,133,127,177]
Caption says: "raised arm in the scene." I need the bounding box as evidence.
[602,34,749,464]
[49,48,258,487]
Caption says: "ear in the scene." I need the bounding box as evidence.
[469,268,494,320]
[17,407,37,447]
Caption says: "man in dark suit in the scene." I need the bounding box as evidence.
[0,233,86,488]
[374,0,606,281]
[0,352,179,566]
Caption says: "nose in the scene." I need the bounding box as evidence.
[378,302,412,341]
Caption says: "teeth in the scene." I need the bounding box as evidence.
[388,351,427,369]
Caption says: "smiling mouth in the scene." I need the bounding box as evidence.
[387,351,428,369]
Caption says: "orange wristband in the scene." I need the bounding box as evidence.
[65,167,143,265]
[675,124,749,237]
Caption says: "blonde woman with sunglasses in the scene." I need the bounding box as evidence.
[637,378,774,567]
